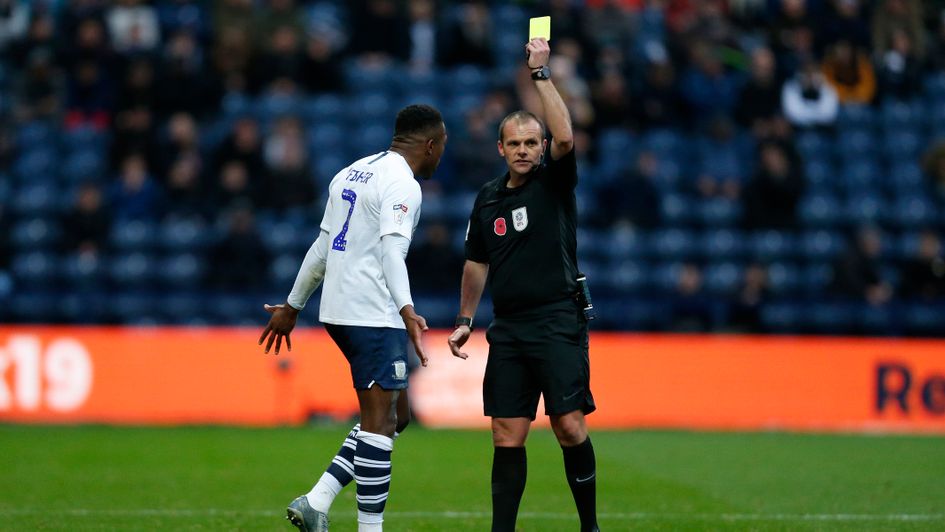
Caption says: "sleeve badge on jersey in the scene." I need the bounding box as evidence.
[512,206,528,231]
[393,203,408,224]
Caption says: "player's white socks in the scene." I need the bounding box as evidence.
[354,431,394,531]
[306,423,360,513]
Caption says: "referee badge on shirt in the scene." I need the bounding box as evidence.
[512,206,528,232]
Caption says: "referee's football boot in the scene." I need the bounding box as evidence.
[286,496,329,532]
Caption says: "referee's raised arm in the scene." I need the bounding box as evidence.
[525,38,573,160]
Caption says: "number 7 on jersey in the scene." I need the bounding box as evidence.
[331,189,357,251]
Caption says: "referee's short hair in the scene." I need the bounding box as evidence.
[498,110,546,142]
[394,104,443,138]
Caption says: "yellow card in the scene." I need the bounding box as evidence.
[529,16,551,41]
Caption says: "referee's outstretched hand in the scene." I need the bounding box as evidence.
[258,303,299,355]
[448,325,471,360]
[400,305,429,367]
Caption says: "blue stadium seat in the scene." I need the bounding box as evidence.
[605,259,649,294]
[923,72,945,101]
[902,303,945,335]
[61,148,105,182]
[109,252,157,288]
[802,302,856,333]
[11,217,61,249]
[653,159,684,190]
[11,251,58,288]
[844,194,886,225]
[883,129,924,163]
[60,252,105,289]
[107,292,157,323]
[803,158,835,191]
[16,121,55,147]
[9,291,60,323]
[839,161,880,192]
[802,263,834,294]
[660,194,695,227]
[158,253,205,288]
[760,301,803,332]
[343,63,401,94]
[834,130,875,161]
[796,131,834,161]
[210,293,260,325]
[597,129,636,160]
[766,262,802,295]
[304,94,347,123]
[837,104,876,131]
[891,195,937,228]
[309,123,345,151]
[748,230,795,261]
[444,65,489,96]
[601,228,651,260]
[61,125,109,151]
[59,293,107,324]
[859,304,895,335]
[651,229,698,260]
[159,219,208,251]
[895,232,921,260]
[596,298,670,331]
[254,92,302,123]
[110,220,158,251]
[11,183,59,217]
[643,129,686,160]
[576,229,602,260]
[14,148,57,181]
[798,194,843,227]
[313,153,349,185]
[696,198,741,226]
[270,252,302,286]
[799,230,845,261]
[881,100,922,130]
[703,262,742,294]
[411,295,456,329]
[351,124,390,156]
[221,92,253,119]
[701,229,745,260]
[888,162,925,194]
[651,261,685,291]
[347,92,395,124]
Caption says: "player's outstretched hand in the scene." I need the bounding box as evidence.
[448,325,471,360]
[526,37,550,69]
[399,305,429,367]
[258,303,299,355]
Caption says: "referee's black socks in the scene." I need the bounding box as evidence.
[491,446,526,532]
[562,437,599,532]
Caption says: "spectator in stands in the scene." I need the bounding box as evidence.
[735,47,783,130]
[926,8,945,73]
[668,263,714,332]
[63,17,113,66]
[213,160,257,211]
[728,263,771,333]
[0,0,30,50]
[821,39,876,104]
[14,50,61,121]
[454,107,504,189]
[255,0,305,46]
[116,58,157,113]
[62,183,110,255]
[901,230,945,300]
[594,151,662,230]
[348,0,409,64]
[109,153,164,221]
[632,56,683,130]
[679,40,742,124]
[250,24,305,94]
[820,0,871,50]
[768,0,817,79]
[438,0,494,68]
[216,116,264,180]
[742,141,805,229]
[106,0,161,55]
[156,0,211,43]
[875,27,924,100]
[159,112,201,176]
[406,0,436,73]
[261,115,316,212]
[582,0,636,52]
[695,116,744,200]
[163,153,206,221]
[6,11,56,70]
[110,104,158,171]
[210,202,270,291]
[155,29,222,119]
[922,140,945,204]
[782,59,839,129]
[591,70,633,130]
[831,226,893,306]
[64,59,114,130]
[872,0,926,62]
[406,222,463,294]
[301,33,345,94]
[213,0,253,39]
[212,26,252,93]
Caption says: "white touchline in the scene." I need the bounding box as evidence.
[0,509,942,522]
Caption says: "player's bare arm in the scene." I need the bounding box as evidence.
[448,260,489,360]
[525,38,573,160]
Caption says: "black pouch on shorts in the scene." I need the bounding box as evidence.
[576,273,597,321]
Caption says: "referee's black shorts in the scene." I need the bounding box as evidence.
[483,298,596,420]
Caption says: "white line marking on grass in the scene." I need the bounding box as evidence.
[0,509,942,522]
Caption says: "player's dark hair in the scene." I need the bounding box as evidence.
[498,110,546,142]
[394,104,443,139]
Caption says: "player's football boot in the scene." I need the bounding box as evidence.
[286,495,329,532]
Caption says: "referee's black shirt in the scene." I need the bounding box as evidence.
[465,147,580,316]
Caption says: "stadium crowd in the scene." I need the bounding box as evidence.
[0,0,944,335]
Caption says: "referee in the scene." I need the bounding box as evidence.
[448,38,599,532]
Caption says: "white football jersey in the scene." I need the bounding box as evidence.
[318,151,422,328]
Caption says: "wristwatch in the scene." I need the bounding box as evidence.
[531,65,551,81]
[454,316,474,330]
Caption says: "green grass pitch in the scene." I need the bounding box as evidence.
[1,425,944,531]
